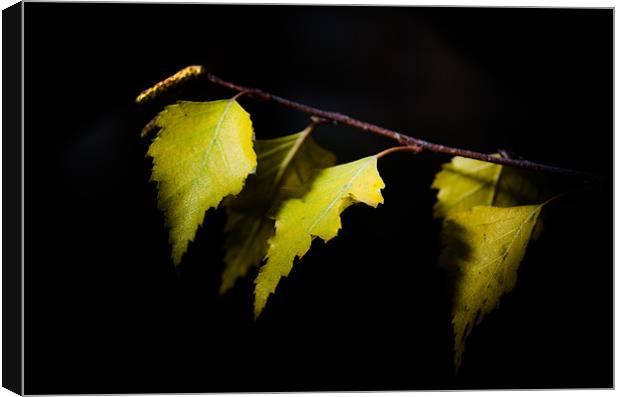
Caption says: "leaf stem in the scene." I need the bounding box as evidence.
[272,121,315,188]
[231,90,250,101]
[376,145,422,159]
[542,185,602,207]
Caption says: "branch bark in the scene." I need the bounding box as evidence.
[136,66,604,182]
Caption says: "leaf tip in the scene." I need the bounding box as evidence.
[253,292,267,320]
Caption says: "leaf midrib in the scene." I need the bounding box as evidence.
[267,159,372,282]
[156,100,236,204]
[199,99,234,177]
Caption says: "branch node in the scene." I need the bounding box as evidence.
[376,145,422,159]
[310,116,332,125]
[498,149,524,160]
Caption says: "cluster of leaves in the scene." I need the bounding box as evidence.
[143,96,554,368]
[432,156,550,367]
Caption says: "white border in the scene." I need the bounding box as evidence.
[0,1,615,397]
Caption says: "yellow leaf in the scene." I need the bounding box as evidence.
[433,155,551,368]
[440,204,543,368]
[254,156,385,318]
[147,99,257,266]
[221,128,336,294]
[431,156,545,218]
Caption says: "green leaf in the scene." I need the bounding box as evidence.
[432,155,550,368]
[440,204,543,368]
[221,128,336,294]
[431,156,545,218]
[148,99,257,266]
[254,156,385,318]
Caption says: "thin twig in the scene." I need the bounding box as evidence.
[204,72,602,181]
[135,66,604,182]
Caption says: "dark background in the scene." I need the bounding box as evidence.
[23,4,612,393]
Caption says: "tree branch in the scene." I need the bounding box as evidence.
[205,73,602,181]
[136,65,604,182]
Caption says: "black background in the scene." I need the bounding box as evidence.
[23,3,612,393]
